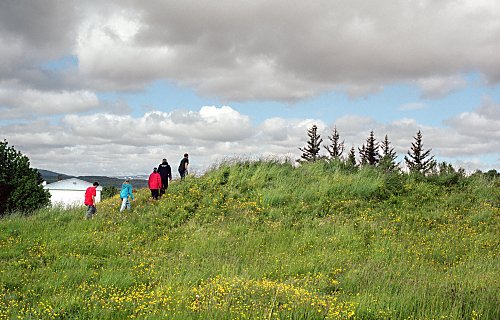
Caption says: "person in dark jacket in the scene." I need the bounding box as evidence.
[157,158,172,196]
[178,153,189,179]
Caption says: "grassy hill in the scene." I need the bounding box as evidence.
[1,161,499,319]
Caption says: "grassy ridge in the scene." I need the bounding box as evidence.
[1,161,499,319]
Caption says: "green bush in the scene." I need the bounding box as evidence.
[0,140,50,215]
[101,186,119,200]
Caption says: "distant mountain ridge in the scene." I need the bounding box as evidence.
[37,169,148,189]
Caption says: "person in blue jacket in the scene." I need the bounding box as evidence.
[119,179,135,212]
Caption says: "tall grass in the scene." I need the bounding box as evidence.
[1,160,498,319]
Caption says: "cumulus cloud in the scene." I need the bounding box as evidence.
[0,0,488,100]
[134,0,500,99]
[334,115,377,138]
[0,1,499,100]
[0,1,78,80]
[444,97,500,141]
[1,106,325,175]
[2,102,499,175]
[0,87,99,118]
[0,1,499,175]
[0,106,254,174]
[60,106,253,144]
[416,75,468,99]
[258,118,326,149]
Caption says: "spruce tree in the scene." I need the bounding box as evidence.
[358,144,368,166]
[299,124,323,162]
[404,130,435,174]
[323,126,344,160]
[364,130,379,166]
[346,146,357,168]
[379,134,398,172]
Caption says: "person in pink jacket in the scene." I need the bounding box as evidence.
[148,167,162,200]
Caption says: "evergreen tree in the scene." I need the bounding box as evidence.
[437,161,456,175]
[358,144,368,166]
[346,146,357,168]
[379,134,398,172]
[323,126,344,160]
[299,124,323,162]
[0,140,50,215]
[364,130,379,166]
[404,130,435,174]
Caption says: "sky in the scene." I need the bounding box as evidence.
[1,0,499,178]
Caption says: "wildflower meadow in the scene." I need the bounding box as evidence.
[0,160,499,319]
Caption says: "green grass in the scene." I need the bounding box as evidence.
[1,160,499,319]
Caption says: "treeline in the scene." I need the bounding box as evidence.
[298,125,499,181]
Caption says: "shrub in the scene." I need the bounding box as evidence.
[0,140,50,215]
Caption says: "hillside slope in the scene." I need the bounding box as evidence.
[1,161,499,319]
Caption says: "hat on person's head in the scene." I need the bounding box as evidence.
[153,167,158,172]
[184,153,189,157]
[162,158,167,162]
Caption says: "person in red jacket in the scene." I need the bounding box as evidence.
[148,167,162,200]
[84,182,99,219]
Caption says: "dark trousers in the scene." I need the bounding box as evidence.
[85,205,96,219]
[179,169,187,179]
[150,189,159,200]
[160,177,169,196]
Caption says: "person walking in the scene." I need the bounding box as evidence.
[157,158,172,196]
[119,179,134,212]
[148,167,162,200]
[84,182,99,219]
[178,153,189,179]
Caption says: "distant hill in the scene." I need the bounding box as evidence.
[77,176,148,189]
[37,169,72,183]
[37,169,148,189]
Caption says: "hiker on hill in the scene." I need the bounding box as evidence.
[119,179,135,212]
[178,153,189,179]
[84,182,99,219]
[158,158,172,196]
[148,167,162,200]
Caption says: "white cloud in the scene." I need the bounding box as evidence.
[0,1,498,100]
[340,84,384,99]
[416,75,467,98]
[197,106,253,140]
[0,87,99,118]
[334,115,377,137]
[60,106,253,146]
[75,10,174,90]
[258,118,326,148]
[1,103,498,176]
[0,1,499,175]
[0,107,328,175]
[22,0,491,99]
[442,98,500,156]
[0,0,78,81]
